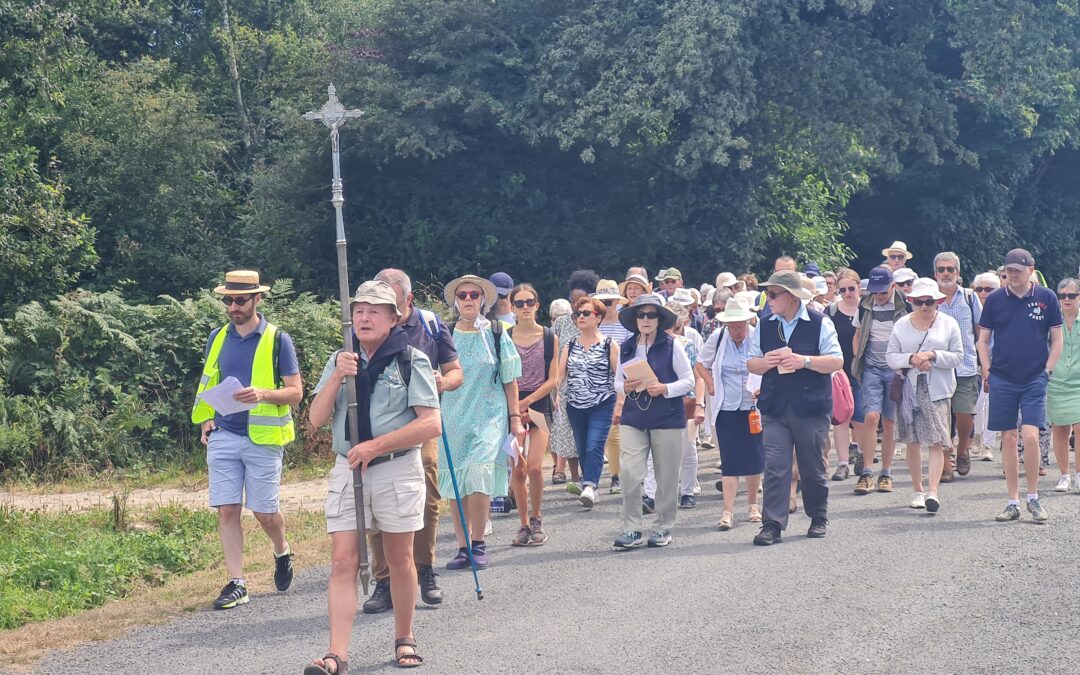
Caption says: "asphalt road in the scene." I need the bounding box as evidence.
[28,448,1080,674]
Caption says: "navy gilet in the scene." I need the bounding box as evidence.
[620,332,685,430]
[757,309,832,417]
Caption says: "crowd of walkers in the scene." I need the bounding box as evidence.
[191,241,1077,672]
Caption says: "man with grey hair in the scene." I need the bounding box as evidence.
[361,268,463,613]
[934,252,982,480]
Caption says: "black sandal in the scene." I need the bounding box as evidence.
[393,638,424,668]
[304,653,348,675]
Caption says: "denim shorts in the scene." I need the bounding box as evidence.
[849,375,866,424]
[206,428,283,513]
[988,372,1048,432]
[860,364,896,421]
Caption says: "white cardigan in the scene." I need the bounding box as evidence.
[885,313,964,402]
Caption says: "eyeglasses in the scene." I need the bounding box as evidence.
[936,266,956,274]
[1058,293,1080,300]
[222,295,254,306]
[512,298,537,308]
[456,290,482,300]
[766,290,786,300]
[601,299,615,306]
[838,286,858,294]
[636,311,659,320]
[898,280,914,287]
[662,279,678,284]
[974,287,995,293]
[910,298,937,307]
[888,254,907,261]
[573,310,595,318]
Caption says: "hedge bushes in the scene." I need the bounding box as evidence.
[0,282,340,479]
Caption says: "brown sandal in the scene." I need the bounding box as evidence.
[394,638,424,668]
[305,653,348,675]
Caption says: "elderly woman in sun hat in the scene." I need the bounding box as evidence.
[886,277,963,513]
[436,274,524,570]
[619,269,652,304]
[893,267,918,297]
[612,294,695,550]
[307,280,441,671]
[590,280,632,493]
[697,295,764,530]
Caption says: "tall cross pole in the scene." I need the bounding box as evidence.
[304,84,371,595]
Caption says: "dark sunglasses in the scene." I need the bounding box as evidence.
[512,298,537,308]
[601,299,616,306]
[766,290,786,300]
[936,266,956,274]
[222,295,254,306]
[974,287,995,293]
[898,280,914,287]
[573,310,595,318]
[910,298,937,307]
[838,286,858,294]
[636,311,660,320]
[1058,293,1079,300]
[456,290,482,300]
[888,254,907,260]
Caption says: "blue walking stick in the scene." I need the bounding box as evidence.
[440,425,484,600]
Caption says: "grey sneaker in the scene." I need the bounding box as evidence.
[529,516,548,545]
[1027,498,1049,523]
[995,503,1021,522]
[613,531,644,550]
[511,524,531,547]
[647,530,672,548]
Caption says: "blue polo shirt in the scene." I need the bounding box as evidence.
[203,315,300,435]
[979,284,1062,383]
[401,307,458,370]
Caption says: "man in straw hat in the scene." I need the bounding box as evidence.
[191,270,304,609]
[747,270,843,545]
[883,240,914,272]
[307,279,441,670]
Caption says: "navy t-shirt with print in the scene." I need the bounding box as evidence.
[979,284,1062,383]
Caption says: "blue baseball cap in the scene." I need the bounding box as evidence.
[803,262,821,277]
[866,266,893,293]
[489,272,515,297]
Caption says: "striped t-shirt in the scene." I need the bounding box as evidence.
[598,321,633,345]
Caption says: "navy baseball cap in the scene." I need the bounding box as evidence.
[489,272,515,296]
[1003,248,1035,271]
[803,262,821,277]
[866,266,893,293]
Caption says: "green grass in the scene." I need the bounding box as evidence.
[0,504,220,630]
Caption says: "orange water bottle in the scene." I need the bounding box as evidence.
[748,406,762,435]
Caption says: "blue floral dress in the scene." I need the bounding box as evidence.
[438,325,521,497]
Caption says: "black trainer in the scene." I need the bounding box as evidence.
[807,517,828,538]
[213,580,249,610]
[418,565,443,606]
[274,551,294,592]
[753,522,783,546]
[362,579,393,614]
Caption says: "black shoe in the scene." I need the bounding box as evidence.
[213,580,249,610]
[807,517,828,538]
[642,496,655,514]
[274,551,293,592]
[418,565,443,606]
[753,522,783,546]
[679,495,696,509]
[362,579,393,614]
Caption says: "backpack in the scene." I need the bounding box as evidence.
[417,308,442,339]
[831,369,855,425]
[450,320,503,383]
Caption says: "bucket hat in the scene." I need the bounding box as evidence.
[757,271,812,301]
[618,294,677,333]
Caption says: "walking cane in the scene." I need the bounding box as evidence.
[439,425,484,600]
[304,85,371,594]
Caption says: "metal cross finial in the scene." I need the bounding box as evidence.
[304,83,364,154]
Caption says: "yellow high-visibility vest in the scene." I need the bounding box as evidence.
[190,323,295,446]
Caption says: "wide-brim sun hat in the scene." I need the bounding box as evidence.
[758,270,812,301]
[735,290,763,311]
[670,288,696,306]
[715,272,740,289]
[351,280,403,317]
[214,270,271,295]
[444,274,498,311]
[907,277,946,301]
[716,296,755,323]
[592,279,627,302]
[619,294,677,333]
[619,273,652,297]
[893,268,918,284]
[882,240,914,260]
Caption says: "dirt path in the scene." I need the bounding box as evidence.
[0,477,329,514]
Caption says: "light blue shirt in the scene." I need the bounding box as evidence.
[748,302,843,360]
[700,326,755,411]
[938,288,982,377]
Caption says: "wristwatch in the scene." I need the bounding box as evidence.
[803,356,812,370]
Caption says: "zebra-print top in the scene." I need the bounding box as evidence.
[565,337,615,409]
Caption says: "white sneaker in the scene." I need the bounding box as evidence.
[692,481,702,496]
[579,485,597,509]
[910,492,926,509]
[1056,474,1072,492]
[484,519,493,537]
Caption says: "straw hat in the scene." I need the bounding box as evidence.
[618,294,677,333]
[592,279,627,303]
[214,270,271,295]
[715,296,756,323]
[619,273,652,297]
[758,271,812,301]
[907,278,946,301]
[881,241,914,260]
[443,274,498,310]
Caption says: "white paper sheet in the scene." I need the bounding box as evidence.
[198,376,257,416]
[745,373,762,394]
